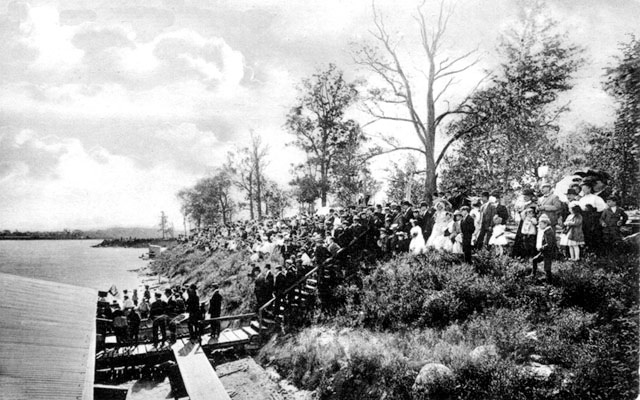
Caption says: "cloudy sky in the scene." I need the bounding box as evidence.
[1,0,638,231]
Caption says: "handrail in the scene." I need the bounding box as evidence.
[257,227,373,333]
[201,313,256,323]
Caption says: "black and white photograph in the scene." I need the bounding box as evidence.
[0,0,638,399]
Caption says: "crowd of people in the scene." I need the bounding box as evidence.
[96,282,222,348]
[98,171,631,345]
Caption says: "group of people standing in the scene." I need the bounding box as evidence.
[97,282,223,348]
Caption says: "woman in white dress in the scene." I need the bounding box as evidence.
[426,200,451,250]
[409,219,426,255]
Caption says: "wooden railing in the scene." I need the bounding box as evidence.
[257,228,373,335]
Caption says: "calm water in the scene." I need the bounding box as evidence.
[0,240,150,292]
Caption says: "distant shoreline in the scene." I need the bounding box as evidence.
[92,238,177,249]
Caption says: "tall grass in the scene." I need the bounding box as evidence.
[260,246,639,399]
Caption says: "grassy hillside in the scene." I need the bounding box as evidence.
[149,244,257,315]
[258,248,639,400]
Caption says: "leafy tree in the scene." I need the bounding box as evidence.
[286,64,362,206]
[227,130,269,219]
[177,169,235,227]
[440,4,583,191]
[586,37,640,207]
[290,173,320,214]
[263,180,291,218]
[354,1,482,200]
[385,155,428,204]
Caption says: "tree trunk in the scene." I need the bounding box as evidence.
[248,171,254,219]
[320,163,328,206]
[256,171,262,219]
[424,58,437,199]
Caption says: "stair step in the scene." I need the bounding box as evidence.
[304,285,316,291]
[307,278,318,285]
[241,326,259,337]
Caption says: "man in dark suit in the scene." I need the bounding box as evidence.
[208,284,222,339]
[150,292,168,347]
[273,265,287,321]
[460,206,475,263]
[476,191,496,250]
[186,284,201,342]
[418,201,434,241]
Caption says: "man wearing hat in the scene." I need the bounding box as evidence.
[273,265,287,321]
[418,201,435,242]
[537,182,562,227]
[208,284,222,339]
[150,292,169,347]
[186,284,201,342]
[600,195,628,247]
[476,191,496,250]
[532,214,557,282]
[460,206,475,263]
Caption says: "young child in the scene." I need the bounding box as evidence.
[532,214,557,282]
[600,195,628,247]
[561,204,584,261]
[520,207,538,258]
[488,215,508,256]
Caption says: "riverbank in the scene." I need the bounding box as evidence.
[153,240,639,399]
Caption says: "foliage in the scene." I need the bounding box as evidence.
[258,246,639,399]
[226,130,270,219]
[286,64,365,206]
[385,155,428,204]
[177,168,235,227]
[584,37,640,207]
[262,179,291,218]
[440,4,584,192]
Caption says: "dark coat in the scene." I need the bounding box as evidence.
[460,215,475,244]
[149,300,167,319]
[187,290,200,317]
[209,290,222,318]
[540,227,557,256]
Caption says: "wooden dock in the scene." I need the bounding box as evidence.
[96,326,260,369]
[0,273,97,400]
[172,341,230,400]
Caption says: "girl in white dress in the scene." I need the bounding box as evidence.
[426,200,451,250]
[450,211,463,254]
[409,219,426,255]
[488,215,508,256]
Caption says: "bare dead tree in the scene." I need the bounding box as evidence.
[354,0,485,199]
[249,130,269,219]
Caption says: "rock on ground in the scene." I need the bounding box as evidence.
[216,357,313,400]
[413,362,454,392]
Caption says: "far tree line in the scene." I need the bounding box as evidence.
[177,2,639,228]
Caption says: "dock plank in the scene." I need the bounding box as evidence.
[171,341,230,400]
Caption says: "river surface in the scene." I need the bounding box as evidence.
[0,239,150,292]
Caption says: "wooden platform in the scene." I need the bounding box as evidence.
[96,327,259,369]
[0,273,97,400]
[171,341,230,400]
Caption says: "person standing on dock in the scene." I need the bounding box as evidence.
[186,284,201,343]
[209,284,222,340]
[150,292,168,347]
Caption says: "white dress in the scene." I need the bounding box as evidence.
[489,224,508,246]
[426,210,449,250]
[409,225,426,255]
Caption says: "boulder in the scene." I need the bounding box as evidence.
[524,362,555,380]
[412,363,454,396]
[469,345,498,362]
